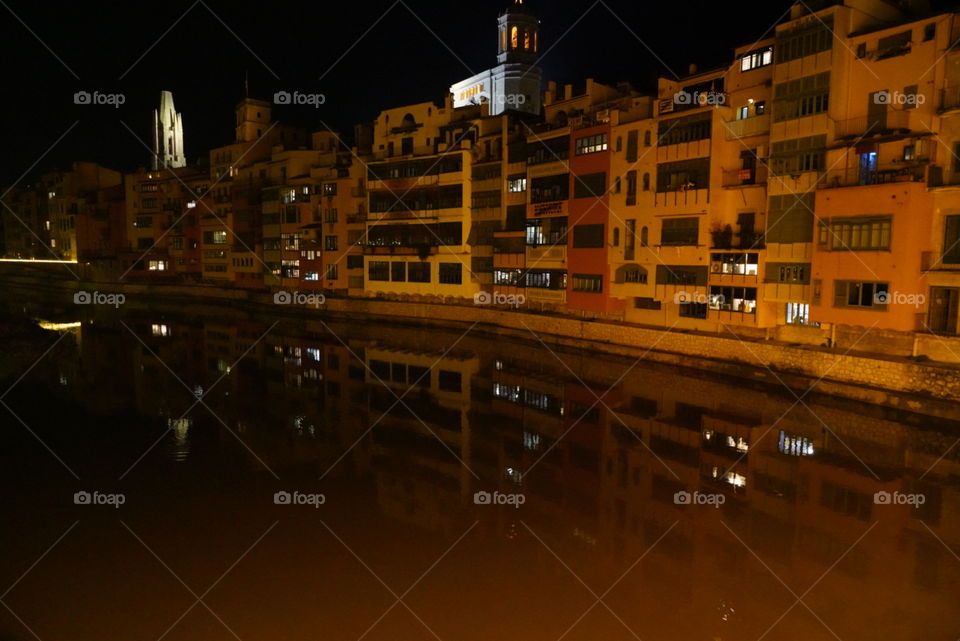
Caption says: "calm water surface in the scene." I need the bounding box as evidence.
[1,300,958,641]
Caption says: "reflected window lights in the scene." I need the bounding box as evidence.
[186,200,197,208]
[779,431,815,456]
[523,430,542,452]
[59,374,68,386]
[306,348,321,361]
[493,382,521,403]
[494,359,504,371]
[151,323,170,337]
[505,467,522,485]
[711,466,747,488]
[193,385,203,399]
[726,435,749,453]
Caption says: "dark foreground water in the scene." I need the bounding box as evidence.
[1,298,959,641]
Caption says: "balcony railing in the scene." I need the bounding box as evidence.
[526,287,566,304]
[722,166,767,187]
[833,111,912,139]
[940,86,960,113]
[817,164,925,189]
[724,114,770,140]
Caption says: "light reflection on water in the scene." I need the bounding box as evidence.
[0,304,958,641]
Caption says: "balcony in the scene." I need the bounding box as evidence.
[939,87,960,115]
[833,112,913,140]
[525,244,566,266]
[724,114,770,140]
[346,213,367,224]
[363,244,439,257]
[526,287,566,304]
[368,174,440,192]
[818,164,925,189]
[722,166,767,188]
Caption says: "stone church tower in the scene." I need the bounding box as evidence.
[151,90,185,170]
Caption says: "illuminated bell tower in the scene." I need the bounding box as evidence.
[497,0,540,65]
[151,90,185,170]
[449,0,542,115]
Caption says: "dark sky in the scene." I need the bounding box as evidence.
[0,0,803,186]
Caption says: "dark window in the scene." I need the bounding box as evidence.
[368,260,389,281]
[678,303,707,318]
[944,215,960,264]
[408,262,431,282]
[661,217,699,246]
[656,158,710,192]
[924,23,936,41]
[833,280,889,309]
[626,171,637,206]
[767,193,814,243]
[438,370,462,392]
[439,262,462,284]
[655,265,707,286]
[773,72,830,122]
[634,297,662,310]
[530,174,569,203]
[369,359,390,379]
[658,113,711,146]
[391,261,406,281]
[347,255,364,269]
[626,131,638,162]
[527,135,569,165]
[572,224,604,248]
[572,274,602,293]
[776,18,834,63]
[573,172,606,199]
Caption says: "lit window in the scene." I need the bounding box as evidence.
[151,324,170,337]
[779,431,814,456]
[511,26,518,49]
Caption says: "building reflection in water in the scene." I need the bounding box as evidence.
[8,305,960,641]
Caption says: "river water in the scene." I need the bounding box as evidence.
[0,299,958,641]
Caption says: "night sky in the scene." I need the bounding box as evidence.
[0,0,922,186]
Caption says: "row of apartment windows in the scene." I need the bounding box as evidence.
[575,133,608,156]
[819,217,891,251]
[368,261,462,284]
[740,46,774,72]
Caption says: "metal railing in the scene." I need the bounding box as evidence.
[817,164,925,189]
[833,111,911,138]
